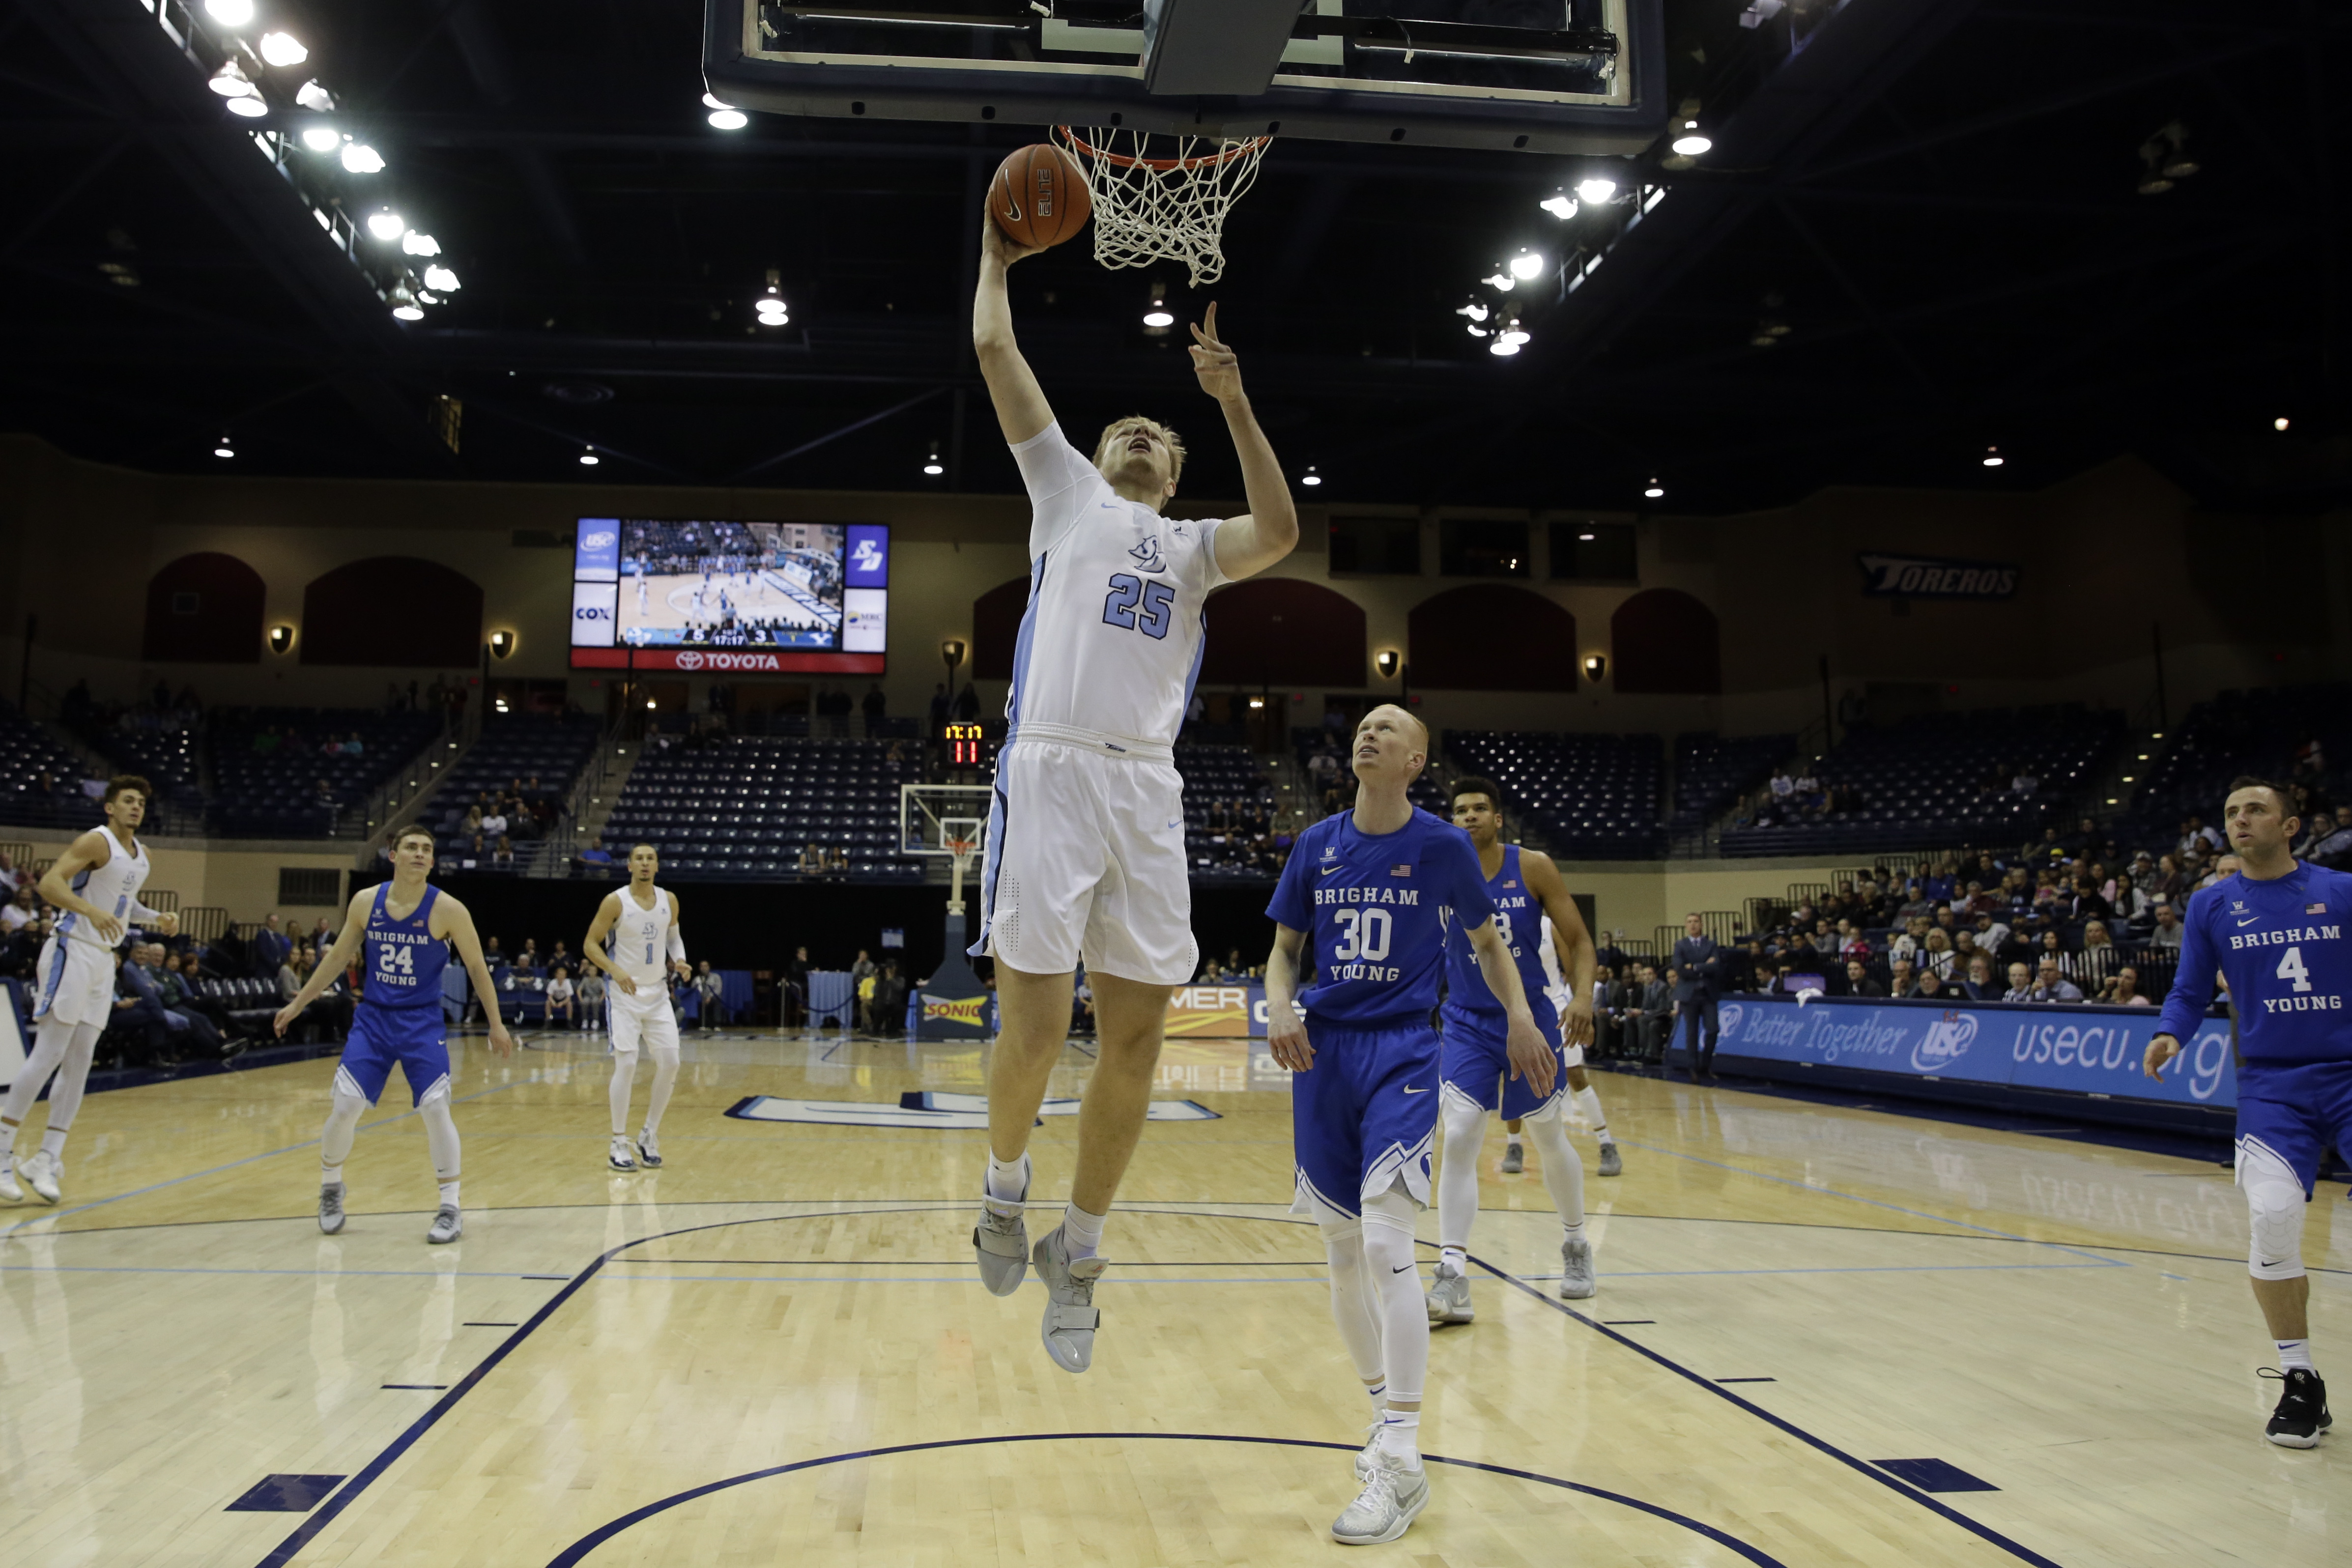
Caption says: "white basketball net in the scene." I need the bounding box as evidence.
[1054,127,1271,289]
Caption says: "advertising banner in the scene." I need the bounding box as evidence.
[1712,995,2237,1110]
[1163,983,1304,1039]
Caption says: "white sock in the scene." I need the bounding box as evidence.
[1061,1199,1106,1259]
[1506,1133,1523,1150]
[1576,1085,1610,1142]
[321,1162,345,1186]
[1563,1220,1587,1245]
[438,1180,460,1208]
[985,1149,1030,1203]
[1437,1246,1465,1276]
[2278,1339,2316,1373]
[1376,1408,1421,1463]
[41,1126,68,1160]
[1364,1380,1388,1420]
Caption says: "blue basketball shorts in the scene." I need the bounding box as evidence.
[1439,1003,1567,1122]
[335,1003,452,1108]
[2237,1059,2352,1197]
[1289,1017,1440,1222]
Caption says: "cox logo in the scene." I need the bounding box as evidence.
[574,605,612,621]
[582,531,616,550]
[674,651,705,670]
[1715,1001,1744,1039]
[1910,1013,1977,1074]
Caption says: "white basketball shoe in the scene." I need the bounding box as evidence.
[19,1150,62,1204]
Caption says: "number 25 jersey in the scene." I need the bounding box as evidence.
[1004,423,1228,759]
[2157,862,2352,1065]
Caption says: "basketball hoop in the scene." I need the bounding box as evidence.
[1054,126,1271,288]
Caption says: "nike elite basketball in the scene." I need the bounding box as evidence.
[989,143,1091,250]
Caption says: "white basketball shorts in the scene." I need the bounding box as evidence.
[1562,1042,1585,1070]
[975,739,1197,987]
[33,936,116,1028]
[608,984,680,1055]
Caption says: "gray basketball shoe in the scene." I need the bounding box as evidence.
[1498,1140,1524,1174]
[318,1181,346,1235]
[1559,1236,1597,1299]
[607,1135,636,1172]
[973,1183,1030,1297]
[1598,1141,1624,1177]
[636,1128,663,1168]
[1424,1263,1473,1325]
[0,1158,21,1203]
[1332,1454,1430,1545]
[426,1205,463,1244]
[1031,1223,1106,1373]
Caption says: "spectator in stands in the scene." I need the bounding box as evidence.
[461,803,484,837]
[799,842,824,876]
[578,836,614,873]
[861,685,888,727]
[829,845,851,875]
[2179,815,2223,858]
[2065,919,2119,991]
[873,961,906,1036]
[2001,961,2035,1003]
[515,938,540,970]
[1920,928,1955,980]
[1635,963,1671,1060]
[1,884,36,935]
[1845,959,1886,998]
[848,947,875,1002]
[482,936,507,968]
[276,944,347,1042]
[493,837,516,869]
[482,801,509,840]
[2011,766,2038,794]
[2029,956,2084,1003]
[2196,853,2241,892]
[577,966,606,1030]
[1769,768,1794,804]
[2149,902,2182,948]
[1949,929,1985,976]
[544,967,575,1028]
[2306,804,2352,869]
[1961,955,2002,1001]
[1889,958,1920,999]
[1916,969,1954,1002]
[2109,872,2149,925]
[250,913,291,980]
[696,960,727,1030]
[2100,966,2153,1007]
[458,834,485,870]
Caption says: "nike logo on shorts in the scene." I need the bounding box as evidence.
[1402,1085,1428,1095]
[1391,1263,1414,1274]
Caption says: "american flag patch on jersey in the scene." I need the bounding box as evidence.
[2311,902,2328,914]
[1502,880,1519,888]
[1391,864,1412,877]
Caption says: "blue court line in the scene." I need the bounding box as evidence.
[538,1432,1790,1568]
[1612,1136,2120,1265]
[1514,1258,2122,1280]
[0,1078,531,1241]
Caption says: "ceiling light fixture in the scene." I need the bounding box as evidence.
[294,79,334,112]
[225,92,268,119]
[401,231,440,256]
[340,142,384,173]
[1981,445,2004,468]
[388,282,424,321]
[203,0,255,25]
[709,107,749,130]
[1499,321,1530,347]
[2274,416,2291,431]
[1302,465,1322,486]
[1539,191,1578,220]
[366,208,404,240]
[922,441,945,477]
[213,434,235,459]
[1142,286,1174,329]
[1454,301,1490,322]
[1670,122,1712,157]
[207,57,257,98]
[1508,250,1544,281]
[1578,530,1595,541]
[1481,272,1515,292]
[1488,337,1521,357]
[258,30,308,67]
[423,263,460,292]
[299,124,340,151]
[580,447,601,466]
[1643,478,1664,498]
[1575,176,1617,204]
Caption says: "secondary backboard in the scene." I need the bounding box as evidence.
[705,0,1666,155]
[900,783,994,860]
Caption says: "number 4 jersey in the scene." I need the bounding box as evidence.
[1004,423,1228,760]
[2157,862,2352,1065]
[1268,807,1495,1028]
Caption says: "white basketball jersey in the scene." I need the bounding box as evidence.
[606,886,674,988]
[1539,913,1570,1010]
[1004,423,1227,761]
[58,830,149,949]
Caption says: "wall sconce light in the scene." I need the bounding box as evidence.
[268,625,294,656]
[489,629,516,659]
[1583,653,1607,682]
[1376,649,1401,680]
[942,638,967,667]
[1248,695,1265,710]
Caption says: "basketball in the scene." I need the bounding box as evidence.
[989,143,1091,250]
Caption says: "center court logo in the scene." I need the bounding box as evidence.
[1910,1013,1978,1074]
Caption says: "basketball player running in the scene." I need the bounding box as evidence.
[582,844,693,1170]
[1427,778,1601,1321]
[2146,776,2352,1448]
[0,777,173,1205]
[1264,708,1550,1544]
[276,827,513,1243]
[1497,912,1623,1178]
[967,214,1299,1373]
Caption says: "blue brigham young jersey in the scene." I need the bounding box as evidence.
[2156,862,2352,1066]
[1440,842,1557,1029]
[1267,808,1494,1027]
[362,882,448,1011]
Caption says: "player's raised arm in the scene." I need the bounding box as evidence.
[974,215,1054,443]
[582,891,635,995]
[39,829,124,947]
[1522,849,1596,1049]
[435,894,516,1058]
[1463,915,1555,1101]
[1194,303,1299,582]
[277,889,372,1037]
[1262,923,1315,1072]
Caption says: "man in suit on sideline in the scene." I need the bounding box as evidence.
[1637,963,1673,1062]
[1671,912,1724,1082]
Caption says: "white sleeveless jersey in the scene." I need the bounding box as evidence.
[605,886,674,989]
[1004,423,1228,762]
[1539,913,1570,1009]
[57,830,149,949]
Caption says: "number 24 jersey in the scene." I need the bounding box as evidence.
[1268,808,1495,1028]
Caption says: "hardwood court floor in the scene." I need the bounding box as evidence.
[0,1027,2342,1567]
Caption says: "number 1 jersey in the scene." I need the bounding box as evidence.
[1004,423,1228,760]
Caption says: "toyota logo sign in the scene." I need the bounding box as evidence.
[674,651,704,670]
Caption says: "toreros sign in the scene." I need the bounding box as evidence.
[1857,553,2021,599]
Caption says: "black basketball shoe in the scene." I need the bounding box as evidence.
[2263,1367,2331,1449]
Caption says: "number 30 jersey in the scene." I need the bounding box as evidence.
[362,882,447,1011]
[1268,808,1494,1029]
[1004,423,1229,762]
[2157,862,2352,1066]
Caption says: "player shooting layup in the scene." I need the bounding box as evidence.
[1427,777,1602,1321]
[582,844,693,1172]
[967,213,1298,1373]
[1264,708,1550,1544]
[2146,776,2352,1448]
[0,777,172,1205]
[278,827,513,1243]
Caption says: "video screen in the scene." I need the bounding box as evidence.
[570,518,887,674]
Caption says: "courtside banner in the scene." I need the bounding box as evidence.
[1162,984,1304,1038]
[1713,995,2237,1109]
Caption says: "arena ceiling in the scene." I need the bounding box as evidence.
[1,0,2347,514]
